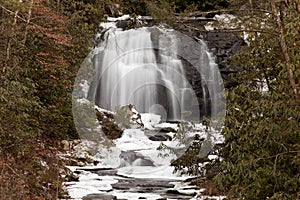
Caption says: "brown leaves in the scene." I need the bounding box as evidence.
[44,32,73,47]
[0,142,64,199]
[0,155,28,199]
[1,0,73,74]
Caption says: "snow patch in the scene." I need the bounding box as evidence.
[117,165,190,180]
[64,170,117,199]
[107,14,130,22]
[140,113,161,130]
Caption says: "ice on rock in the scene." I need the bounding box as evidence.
[140,113,161,130]
[115,129,157,151]
[117,165,189,180]
[107,14,130,22]
[64,171,117,199]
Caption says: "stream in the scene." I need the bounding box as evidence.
[63,115,225,200]
[66,14,226,200]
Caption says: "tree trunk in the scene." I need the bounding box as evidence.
[270,0,299,100]
[4,0,23,73]
[21,0,34,46]
[5,10,18,64]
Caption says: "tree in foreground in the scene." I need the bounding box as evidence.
[0,0,105,198]
[214,1,300,199]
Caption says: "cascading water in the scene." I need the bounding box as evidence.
[69,24,226,200]
[87,26,223,122]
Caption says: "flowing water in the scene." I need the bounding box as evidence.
[69,25,226,200]
[87,27,224,122]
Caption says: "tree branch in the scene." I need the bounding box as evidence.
[182,24,280,36]
[255,150,299,162]
[21,0,34,46]
[1,4,72,47]
[4,163,22,178]
[4,4,20,73]
[188,8,273,17]
[1,5,28,23]
[271,0,299,100]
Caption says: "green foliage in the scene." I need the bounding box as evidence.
[170,0,229,13]
[119,0,229,23]
[214,1,300,199]
[171,138,204,175]
[120,0,148,15]
[114,105,134,129]
[216,87,300,199]
[0,0,107,154]
[96,108,123,140]
[72,101,100,141]
[0,75,41,157]
[0,1,107,197]
[0,0,107,143]
[158,121,218,177]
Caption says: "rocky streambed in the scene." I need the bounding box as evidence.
[77,168,198,200]
[60,111,226,200]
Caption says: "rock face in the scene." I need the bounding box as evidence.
[200,31,245,88]
[113,17,244,89]
[174,18,245,89]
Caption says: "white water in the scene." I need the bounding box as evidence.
[63,118,226,200]
[88,27,201,121]
[70,18,226,200]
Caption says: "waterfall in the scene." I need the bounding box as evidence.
[87,27,223,122]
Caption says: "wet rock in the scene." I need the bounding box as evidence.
[95,169,118,176]
[148,134,169,141]
[96,104,145,140]
[64,173,79,182]
[119,151,154,167]
[83,194,117,200]
[159,127,177,133]
[112,178,175,192]
[145,130,172,141]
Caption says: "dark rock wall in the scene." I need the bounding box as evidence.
[200,31,245,88]
[175,19,245,88]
